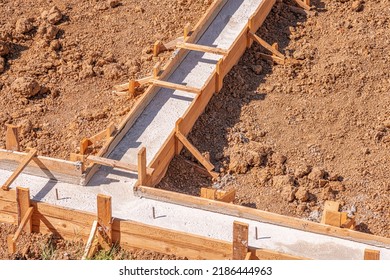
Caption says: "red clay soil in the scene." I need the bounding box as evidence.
[0,0,211,159]
[157,0,390,238]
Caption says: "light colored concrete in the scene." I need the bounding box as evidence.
[1,0,389,259]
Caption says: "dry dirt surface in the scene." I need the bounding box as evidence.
[0,0,211,159]
[0,222,185,260]
[157,0,390,238]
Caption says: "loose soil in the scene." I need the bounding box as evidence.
[157,0,390,238]
[0,0,211,159]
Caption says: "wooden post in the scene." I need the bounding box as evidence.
[153,62,161,78]
[82,220,99,260]
[233,221,249,260]
[364,249,380,260]
[97,194,112,250]
[184,23,191,39]
[5,124,20,151]
[175,118,183,155]
[153,40,164,57]
[80,138,90,155]
[138,147,147,186]
[16,187,32,233]
[129,79,137,97]
[216,58,224,93]
[247,18,254,48]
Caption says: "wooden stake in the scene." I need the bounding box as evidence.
[8,206,33,254]
[175,119,182,155]
[294,0,311,10]
[5,124,20,151]
[153,62,161,78]
[184,23,191,39]
[153,40,165,57]
[16,187,32,233]
[7,235,16,254]
[2,150,37,191]
[233,221,249,260]
[87,155,154,175]
[129,79,137,97]
[97,194,112,250]
[137,147,147,186]
[82,220,98,260]
[80,139,90,155]
[216,58,224,92]
[364,249,380,260]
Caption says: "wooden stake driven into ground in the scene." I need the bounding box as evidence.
[7,187,34,254]
[364,249,380,260]
[97,194,112,250]
[137,147,147,186]
[2,149,37,191]
[184,23,191,39]
[176,42,229,56]
[233,221,249,260]
[153,37,184,57]
[82,220,98,260]
[200,188,236,203]
[321,200,355,229]
[5,124,20,151]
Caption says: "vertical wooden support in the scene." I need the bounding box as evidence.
[175,118,183,155]
[247,18,254,48]
[80,138,90,155]
[16,187,32,233]
[7,235,16,254]
[216,58,224,93]
[233,221,249,260]
[5,124,20,151]
[137,147,147,185]
[364,249,380,260]
[129,79,137,97]
[153,40,162,57]
[153,62,161,78]
[184,23,191,40]
[305,0,311,6]
[106,122,115,138]
[97,194,112,250]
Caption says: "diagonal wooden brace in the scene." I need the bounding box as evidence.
[248,32,285,59]
[295,0,311,11]
[2,149,37,191]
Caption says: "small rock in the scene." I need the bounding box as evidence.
[296,204,307,213]
[271,152,287,165]
[294,164,311,178]
[295,187,310,202]
[308,167,325,181]
[19,119,33,136]
[273,175,294,189]
[49,40,61,51]
[11,77,41,98]
[15,18,34,34]
[281,185,297,202]
[0,56,5,73]
[328,181,346,192]
[47,6,63,24]
[108,0,121,8]
[251,64,263,75]
[79,64,95,79]
[0,41,9,56]
[37,23,59,41]
[351,0,364,12]
[383,120,390,128]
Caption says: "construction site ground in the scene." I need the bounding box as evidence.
[0,0,389,259]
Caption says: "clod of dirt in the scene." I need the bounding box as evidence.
[47,6,63,25]
[273,175,294,189]
[308,167,325,181]
[251,64,263,75]
[0,41,9,56]
[294,164,312,178]
[49,40,61,51]
[109,0,121,8]
[0,57,5,73]
[295,187,310,202]
[19,119,33,136]
[228,143,271,174]
[11,77,41,98]
[15,18,35,34]
[281,185,297,202]
[37,23,59,41]
[351,1,364,12]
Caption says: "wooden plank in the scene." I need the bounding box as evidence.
[248,32,285,59]
[82,220,98,260]
[249,0,276,32]
[321,201,340,224]
[233,221,249,260]
[176,131,215,172]
[176,42,228,56]
[89,123,116,144]
[16,187,31,233]
[137,147,147,186]
[0,188,16,202]
[184,23,191,39]
[133,186,390,248]
[216,58,224,92]
[151,79,202,94]
[97,194,112,249]
[2,149,37,191]
[0,149,83,184]
[364,249,380,260]
[165,36,184,50]
[250,248,309,260]
[324,211,341,227]
[217,189,236,203]
[7,235,16,254]
[153,62,161,78]
[5,124,20,151]
[86,155,154,175]
[200,188,216,199]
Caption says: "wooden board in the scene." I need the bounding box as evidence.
[5,124,20,151]
[233,221,249,260]
[250,248,309,260]
[134,186,390,248]
[364,249,380,260]
[0,149,83,185]
[249,0,276,32]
